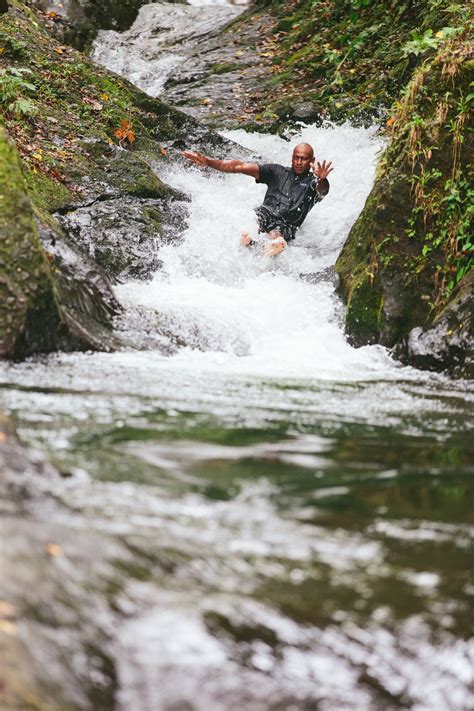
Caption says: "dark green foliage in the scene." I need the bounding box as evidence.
[249,0,470,126]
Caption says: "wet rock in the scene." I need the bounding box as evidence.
[36,214,123,350]
[0,128,120,359]
[49,138,187,282]
[92,2,267,129]
[395,272,474,378]
[291,101,319,123]
[336,33,472,373]
[26,0,157,49]
[56,196,185,282]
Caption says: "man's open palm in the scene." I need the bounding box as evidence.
[312,160,334,180]
[182,150,208,167]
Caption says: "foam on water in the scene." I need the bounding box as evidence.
[116,122,394,380]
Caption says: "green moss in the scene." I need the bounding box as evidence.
[23,170,74,212]
[336,25,472,349]
[0,127,59,358]
[0,2,193,214]
[209,61,239,75]
[241,0,470,128]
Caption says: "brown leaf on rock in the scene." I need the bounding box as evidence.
[83,97,103,111]
[0,601,16,619]
[114,119,136,145]
[45,542,63,557]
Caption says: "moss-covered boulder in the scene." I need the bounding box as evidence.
[0,127,121,358]
[336,28,473,375]
[0,127,56,358]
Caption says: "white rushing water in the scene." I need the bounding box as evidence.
[91,1,242,96]
[116,122,396,382]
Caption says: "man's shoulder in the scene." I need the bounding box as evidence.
[257,162,289,183]
[259,162,287,172]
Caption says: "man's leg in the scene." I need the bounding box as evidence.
[263,230,287,256]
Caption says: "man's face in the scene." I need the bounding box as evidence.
[291,145,314,175]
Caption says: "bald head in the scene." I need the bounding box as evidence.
[292,143,314,175]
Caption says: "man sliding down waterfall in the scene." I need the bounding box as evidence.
[182,143,333,256]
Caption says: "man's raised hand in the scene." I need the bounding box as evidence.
[313,160,334,180]
[182,150,208,167]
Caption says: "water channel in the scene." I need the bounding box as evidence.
[1,1,473,709]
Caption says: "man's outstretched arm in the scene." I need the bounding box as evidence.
[182,151,260,179]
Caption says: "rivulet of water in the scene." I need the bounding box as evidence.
[91,1,242,97]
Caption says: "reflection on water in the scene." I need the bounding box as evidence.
[1,354,473,710]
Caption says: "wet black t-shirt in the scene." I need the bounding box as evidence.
[256,163,328,228]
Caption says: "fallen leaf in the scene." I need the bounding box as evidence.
[45,542,63,557]
[54,47,65,54]
[0,621,17,637]
[0,601,15,618]
[83,97,103,111]
[114,119,135,144]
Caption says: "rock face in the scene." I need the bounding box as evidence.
[336,29,473,376]
[26,0,156,49]
[395,271,474,378]
[53,138,187,282]
[89,0,262,129]
[0,128,120,358]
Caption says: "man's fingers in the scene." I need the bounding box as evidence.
[182,150,204,164]
[315,160,334,177]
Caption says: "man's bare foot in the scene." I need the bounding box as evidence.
[263,239,287,257]
[241,232,254,247]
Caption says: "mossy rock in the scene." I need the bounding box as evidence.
[0,127,121,358]
[0,127,59,358]
[336,28,472,371]
[395,271,474,378]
